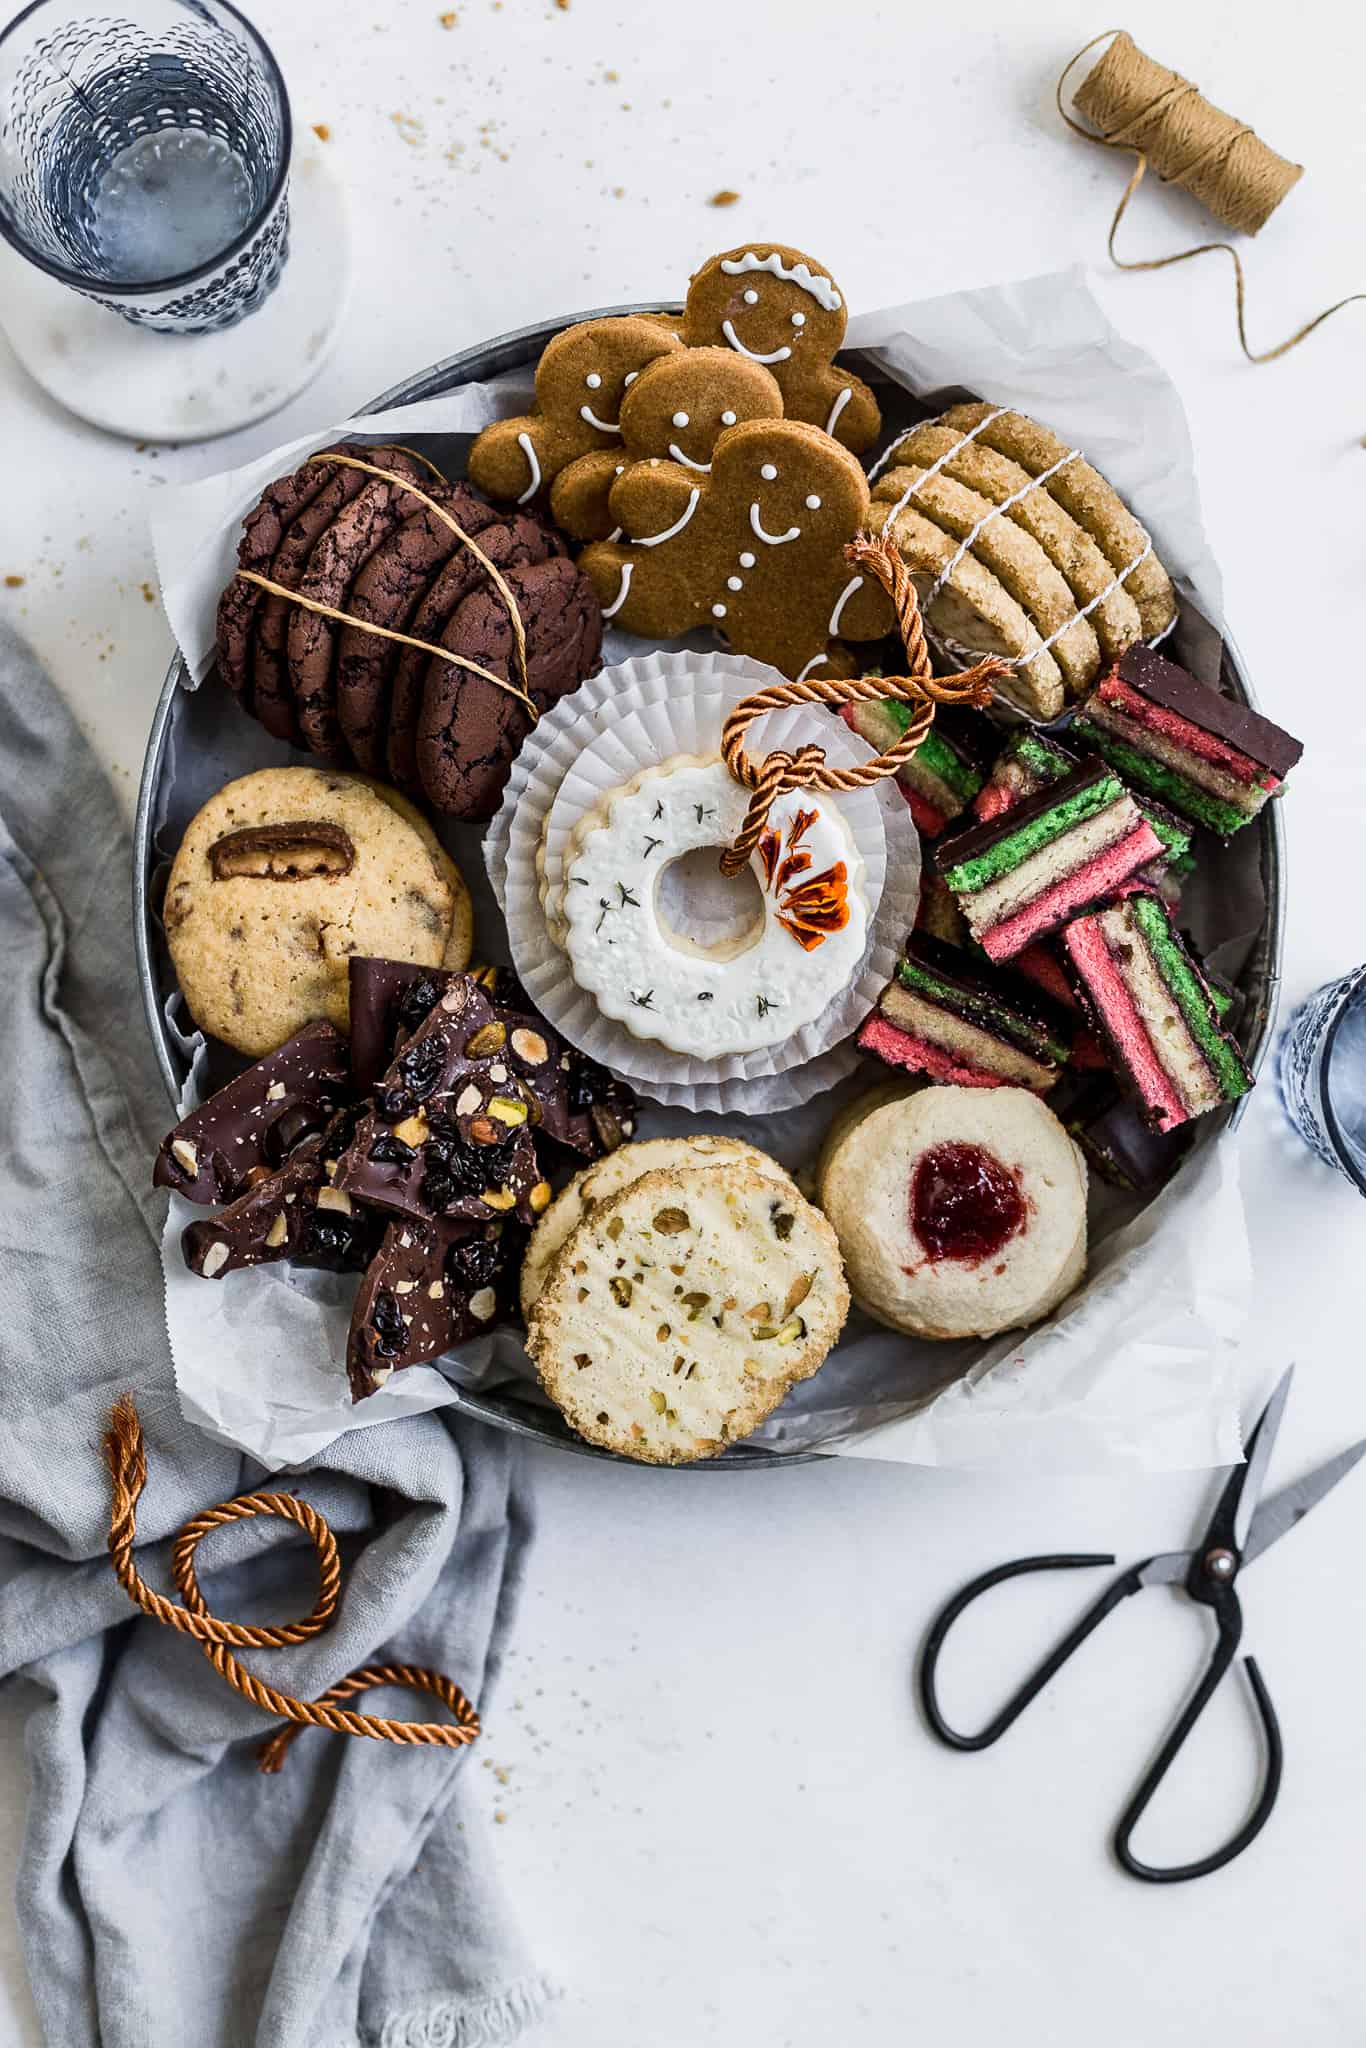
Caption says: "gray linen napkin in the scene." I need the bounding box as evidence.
[0,623,551,2048]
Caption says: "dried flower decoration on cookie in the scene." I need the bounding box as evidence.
[756,808,851,952]
[578,419,895,681]
[558,754,868,1059]
[680,245,881,454]
[467,314,685,506]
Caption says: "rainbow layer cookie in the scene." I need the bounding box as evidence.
[858,934,1071,1093]
[842,701,985,837]
[1072,646,1301,837]
[1060,892,1253,1131]
[935,758,1164,962]
[974,726,1193,879]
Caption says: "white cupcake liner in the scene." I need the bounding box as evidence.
[487,650,921,1114]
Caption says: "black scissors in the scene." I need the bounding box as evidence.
[919,1366,1366,1883]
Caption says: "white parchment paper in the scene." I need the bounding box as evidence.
[149,265,1256,1474]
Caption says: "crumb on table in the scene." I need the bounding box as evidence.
[709,189,740,206]
[312,122,331,142]
[3,575,24,589]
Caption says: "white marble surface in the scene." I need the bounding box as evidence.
[3,1,1366,2041]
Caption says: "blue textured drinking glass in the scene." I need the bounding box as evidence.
[1277,964,1366,1195]
[0,0,290,333]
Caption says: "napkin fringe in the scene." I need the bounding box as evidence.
[374,1971,559,2048]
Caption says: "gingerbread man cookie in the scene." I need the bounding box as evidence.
[679,245,881,456]
[578,419,895,680]
[467,315,684,507]
[549,349,784,542]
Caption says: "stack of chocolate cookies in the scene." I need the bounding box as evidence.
[214,443,604,820]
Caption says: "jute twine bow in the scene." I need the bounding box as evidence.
[236,451,537,722]
[103,1397,479,1775]
[718,531,1005,877]
[1058,29,1366,369]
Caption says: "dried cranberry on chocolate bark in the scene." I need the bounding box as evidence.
[182,1105,382,1279]
[347,1215,515,1400]
[154,1020,351,1205]
[334,976,550,1226]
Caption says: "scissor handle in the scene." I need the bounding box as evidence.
[919,1552,1136,1751]
[1113,1585,1284,1883]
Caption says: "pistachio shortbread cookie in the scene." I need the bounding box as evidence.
[519,1133,793,1319]
[878,423,1142,661]
[527,1162,849,1464]
[873,463,1101,696]
[936,404,1176,641]
[818,1085,1087,1341]
[164,767,456,1057]
[877,501,1065,720]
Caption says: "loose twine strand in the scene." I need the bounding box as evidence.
[1058,30,1365,369]
[236,452,537,722]
[718,531,1005,876]
[103,1397,480,1775]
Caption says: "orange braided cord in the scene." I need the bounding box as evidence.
[718,530,1004,876]
[103,1397,480,1773]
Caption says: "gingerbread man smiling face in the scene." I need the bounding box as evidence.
[578,418,895,679]
[680,245,881,455]
[549,348,785,542]
[467,313,684,507]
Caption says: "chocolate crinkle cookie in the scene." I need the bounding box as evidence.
[157,959,637,1402]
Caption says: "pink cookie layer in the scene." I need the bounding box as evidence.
[858,1015,1004,1088]
[1062,917,1186,1128]
[1099,676,1277,791]
[978,821,1163,962]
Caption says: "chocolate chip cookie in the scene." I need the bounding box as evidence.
[334,481,498,774]
[252,445,430,745]
[416,555,603,820]
[385,510,565,792]
[163,766,458,1057]
[215,442,369,713]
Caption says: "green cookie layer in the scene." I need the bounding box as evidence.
[941,772,1127,895]
[1071,721,1249,838]
[1128,894,1251,1100]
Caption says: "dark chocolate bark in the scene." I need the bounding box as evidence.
[182,1106,383,1278]
[347,1215,514,1400]
[335,976,547,1225]
[154,1021,350,1205]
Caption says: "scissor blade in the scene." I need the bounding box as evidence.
[1242,1437,1366,1567]
[1137,1550,1192,1587]
[1232,1366,1296,1554]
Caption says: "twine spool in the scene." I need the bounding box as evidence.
[1058,29,1365,367]
[1071,30,1300,236]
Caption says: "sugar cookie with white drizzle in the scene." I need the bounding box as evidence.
[578,418,895,680]
[679,243,881,455]
[559,753,868,1057]
[467,314,684,507]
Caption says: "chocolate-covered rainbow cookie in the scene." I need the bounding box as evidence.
[1072,646,1301,837]
[973,726,1193,877]
[842,700,985,837]
[1060,892,1253,1131]
[859,934,1071,1093]
[936,758,1164,962]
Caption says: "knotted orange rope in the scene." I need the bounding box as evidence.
[103,1396,480,1775]
[719,530,1006,876]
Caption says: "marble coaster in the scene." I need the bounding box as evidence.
[0,138,352,444]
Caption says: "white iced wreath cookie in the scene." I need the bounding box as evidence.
[559,754,868,1057]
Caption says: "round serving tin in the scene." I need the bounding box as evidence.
[134,306,1285,1466]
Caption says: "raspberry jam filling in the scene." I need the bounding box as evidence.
[911,1142,1026,1263]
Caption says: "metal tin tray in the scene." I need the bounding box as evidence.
[134,306,1285,1468]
